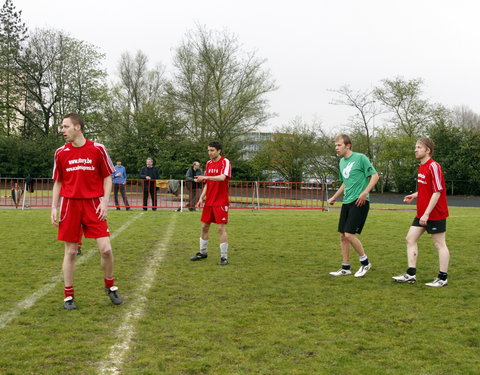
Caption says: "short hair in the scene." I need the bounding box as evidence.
[146,157,154,163]
[63,113,85,133]
[335,134,352,149]
[116,158,122,163]
[417,138,435,156]
[208,141,222,151]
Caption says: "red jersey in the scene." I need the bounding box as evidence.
[52,139,115,199]
[416,158,449,220]
[204,156,231,206]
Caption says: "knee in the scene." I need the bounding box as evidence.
[343,232,355,242]
[405,235,416,246]
[99,246,113,258]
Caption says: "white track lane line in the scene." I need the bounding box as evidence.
[0,212,143,329]
[97,213,178,375]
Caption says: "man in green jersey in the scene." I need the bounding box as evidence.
[327,134,379,277]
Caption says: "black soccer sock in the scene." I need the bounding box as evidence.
[342,262,351,270]
[438,271,448,281]
[407,267,416,276]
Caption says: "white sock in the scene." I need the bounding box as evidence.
[200,238,208,254]
[220,242,228,259]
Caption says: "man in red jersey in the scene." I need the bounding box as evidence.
[392,138,450,287]
[189,141,231,265]
[51,113,123,309]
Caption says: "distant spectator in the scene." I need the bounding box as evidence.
[185,161,203,211]
[140,157,160,211]
[111,159,131,210]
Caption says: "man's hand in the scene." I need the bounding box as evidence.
[419,213,429,226]
[196,198,205,208]
[195,176,206,182]
[96,199,109,221]
[355,192,367,206]
[403,194,415,203]
[327,197,336,205]
[51,207,58,226]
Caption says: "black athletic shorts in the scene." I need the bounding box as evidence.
[338,201,370,234]
[411,217,446,234]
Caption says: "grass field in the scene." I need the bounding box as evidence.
[0,206,479,375]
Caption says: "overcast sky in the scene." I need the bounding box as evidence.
[12,0,480,132]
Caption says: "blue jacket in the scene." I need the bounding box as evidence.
[112,165,127,184]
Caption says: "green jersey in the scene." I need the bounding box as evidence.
[339,152,377,204]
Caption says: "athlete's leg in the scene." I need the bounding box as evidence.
[97,236,114,279]
[431,232,449,273]
[344,232,365,257]
[201,222,211,241]
[63,241,78,286]
[405,226,425,268]
[339,232,350,262]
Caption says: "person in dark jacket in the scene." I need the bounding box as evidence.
[139,157,160,211]
[185,161,203,211]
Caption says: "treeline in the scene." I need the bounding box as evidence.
[1,0,480,194]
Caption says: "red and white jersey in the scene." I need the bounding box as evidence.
[204,156,231,206]
[52,139,115,199]
[416,158,449,220]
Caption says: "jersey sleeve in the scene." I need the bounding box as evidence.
[222,158,232,179]
[361,154,377,177]
[429,162,444,192]
[95,143,115,178]
[52,148,63,181]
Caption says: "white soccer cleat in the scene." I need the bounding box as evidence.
[329,268,352,276]
[425,278,448,287]
[354,263,372,278]
[392,273,417,283]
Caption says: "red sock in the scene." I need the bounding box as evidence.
[64,286,74,298]
[104,278,114,289]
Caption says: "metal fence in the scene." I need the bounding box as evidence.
[0,178,327,210]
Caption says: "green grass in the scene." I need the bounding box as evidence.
[0,207,479,374]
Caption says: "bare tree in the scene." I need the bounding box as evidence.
[169,26,277,145]
[330,85,381,159]
[451,105,480,130]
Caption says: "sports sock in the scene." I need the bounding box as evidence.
[342,262,351,270]
[64,286,74,298]
[220,242,228,259]
[407,267,416,276]
[359,255,369,266]
[104,277,115,289]
[200,238,208,254]
[438,271,448,281]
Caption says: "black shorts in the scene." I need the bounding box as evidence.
[338,201,370,234]
[411,217,446,234]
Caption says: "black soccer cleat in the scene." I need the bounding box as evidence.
[63,296,77,310]
[105,286,123,305]
[218,257,228,266]
[190,252,208,261]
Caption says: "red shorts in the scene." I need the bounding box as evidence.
[200,205,229,224]
[58,197,110,242]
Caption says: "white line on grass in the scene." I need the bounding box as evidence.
[97,213,178,375]
[0,212,143,330]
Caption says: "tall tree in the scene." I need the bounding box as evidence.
[330,85,381,160]
[0,0,27,135]
[374,77,432,137]
[450,105,480,130]
[169,26,277,145]
[11,28,107,137]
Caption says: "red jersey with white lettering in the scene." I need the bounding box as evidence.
[204,156,231,206]
[52,140,115,199]
[416,158,449,220]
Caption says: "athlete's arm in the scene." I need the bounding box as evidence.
[419,191,441,226]
[327,183,345,205]
[403,192,418,203]
[51,180,62,226]
[195,174,227,182]
[196,184,208,208]
[355,173,379,207]
[97,176,112,221]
